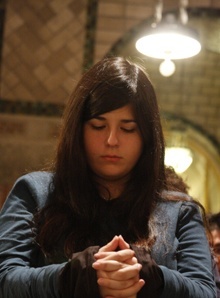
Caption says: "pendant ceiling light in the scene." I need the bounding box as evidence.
[135,0,201,77]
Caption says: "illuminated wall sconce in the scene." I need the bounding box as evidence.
[165,146,193,173]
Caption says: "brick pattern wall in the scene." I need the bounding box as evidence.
[1,0,87,103]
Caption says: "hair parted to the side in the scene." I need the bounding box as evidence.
[34,57,174,258]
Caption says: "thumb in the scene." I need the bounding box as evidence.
[98,235,119,252]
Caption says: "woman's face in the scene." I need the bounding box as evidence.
[83,104,143,183]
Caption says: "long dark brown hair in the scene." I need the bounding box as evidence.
[34,57,191,259]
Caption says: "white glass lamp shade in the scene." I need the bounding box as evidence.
[136,23,201,60]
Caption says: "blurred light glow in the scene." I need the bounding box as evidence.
[159,59,176,77]
[165,147,193,173]
[136,31,201,60]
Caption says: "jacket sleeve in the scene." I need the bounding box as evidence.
[0,173,99,298]
[59,247,100,298]
[130,245,164,297]
[132,202,216,298]
[158,202,216,298]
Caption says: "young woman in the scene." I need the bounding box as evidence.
[0,57,216,297]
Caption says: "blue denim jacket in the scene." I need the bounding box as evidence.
[0,172,216,297]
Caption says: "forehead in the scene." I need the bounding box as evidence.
[98,104,135,119]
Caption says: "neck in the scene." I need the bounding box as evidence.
[99,185,122,200]
[94,177,128,200]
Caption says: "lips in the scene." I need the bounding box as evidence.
[101,155,122,162]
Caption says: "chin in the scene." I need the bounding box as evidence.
[99,172,130,182]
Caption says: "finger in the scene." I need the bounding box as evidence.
[94,251,115,260]
[125,256,138,265]
[99,279,145,298]
[98,236,119,253]
[93,259,124,272]
[97,275,139,290]
[95,249,135,262]
[108,263,142,281]
[118,235,130,249]
[94,262,142,280]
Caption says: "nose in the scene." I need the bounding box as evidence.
[106,129,119,147]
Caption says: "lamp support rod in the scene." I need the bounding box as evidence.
[179,0,188,24]
[154,0,189,25]
[154,0,163,24]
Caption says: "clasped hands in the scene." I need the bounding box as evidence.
[92,235,145,298]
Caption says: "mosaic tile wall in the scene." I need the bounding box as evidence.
[1,0,88,103]
[0,0,98,206]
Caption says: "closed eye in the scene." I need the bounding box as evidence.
[121,127,136,133]
[91,124,105,130]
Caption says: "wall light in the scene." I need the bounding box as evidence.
[165,147,193,173]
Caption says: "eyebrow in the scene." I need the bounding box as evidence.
[94,116,137,123]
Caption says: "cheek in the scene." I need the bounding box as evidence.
[83,130,92,159]
[128,138,143,162]
[135,137,143,154]
[84,133,101,158]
